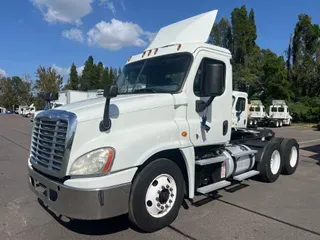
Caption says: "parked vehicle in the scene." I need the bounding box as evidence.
[28,10,300,233]
[248,100,268,127]
[0,107,6,114]
[22,103,36,118]
[268,100,292,127]
[232,91,248,129]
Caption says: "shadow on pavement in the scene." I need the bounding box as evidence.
[301,144,320,165]
[38,199,138,235]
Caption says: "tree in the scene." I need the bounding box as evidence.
[33,66,63,108]
[210,18,233,51]
[292,14,320,99]
[102,67,111,87]
[80,56,94,91]
[97,61,105,89]
[69,63,79,90]
[0,75,33,109]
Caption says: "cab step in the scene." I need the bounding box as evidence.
[233,170,260,181]
[195,156,228,166]
[197,180,231,194]
[231,149,257,158]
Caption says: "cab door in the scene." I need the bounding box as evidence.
[185,50,232,146]
[234,97,247,128]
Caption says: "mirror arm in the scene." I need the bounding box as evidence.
[99,98,112,132]
[196,96,215,113]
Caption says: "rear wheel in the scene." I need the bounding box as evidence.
[258,140,283,183]
[275,121,279,128]
[281,139,299,175]
[128,158,185,233]
[279,121,283,127]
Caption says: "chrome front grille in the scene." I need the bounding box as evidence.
[30,110,77,178]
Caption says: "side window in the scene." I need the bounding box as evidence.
[249,107,254,111]
[236,97,246,111]
[271,107,277,112]
[232,96,236,106]
[194,58,226,96]
[263,107,265,112]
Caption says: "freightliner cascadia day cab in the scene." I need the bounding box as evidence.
[28,10,300,232]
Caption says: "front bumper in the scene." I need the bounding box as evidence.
[28,166,131,220]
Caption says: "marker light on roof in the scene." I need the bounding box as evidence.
[128,56,132,62]
[177,44,182,51]
[148,50,152,56]
[142,51,146,58]
[154,48,158,55]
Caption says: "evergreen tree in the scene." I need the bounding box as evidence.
[69,63,79,90]
[102,67,111,87]
[80,56,94,91]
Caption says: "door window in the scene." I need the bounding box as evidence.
[236,97,246,111]
[194,58,226,96]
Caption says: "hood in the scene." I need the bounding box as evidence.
[57,94,175,122]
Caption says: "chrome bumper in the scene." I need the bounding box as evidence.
[28,167,131,220]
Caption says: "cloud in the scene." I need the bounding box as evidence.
[0,68,7,77]
[62,28,84,43]
[120,0,125,11]
[87,19,154,50]
[53,64,84,76]
[31,0,93,25]
[99,0,116,15]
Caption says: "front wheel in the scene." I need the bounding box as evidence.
[129,158,185,232]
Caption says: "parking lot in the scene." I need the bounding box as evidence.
[0,114,320,240]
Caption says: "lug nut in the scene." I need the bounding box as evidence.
[161,186,165,189]
[166,185,170,188]
[165,204,169,208]
[161,206,164,210]
[157,190,161,194]
[171,194,174,197]
[156,197,159,201]
[169,200,172,203]
[170,188,173,191]
[157,203,160,207]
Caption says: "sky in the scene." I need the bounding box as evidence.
[0,0,319,83]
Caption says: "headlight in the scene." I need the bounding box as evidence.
[69,148,115,175]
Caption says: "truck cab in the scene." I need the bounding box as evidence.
[232,91,248,129]
[248,100,268,126]
[269,100,292,126]
[27,10,299,233]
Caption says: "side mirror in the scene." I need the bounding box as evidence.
[42,92,59,102]
[100,84,118,132]
[200,63,225,97]
[104,84,118,98]
[239,100,246,112]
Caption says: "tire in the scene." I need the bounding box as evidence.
[249,120,253,126]
[280,139,299,175]
[275,121,279,128]
[257,139,283,183]
[128,158,185,232]
[279,121,283,127]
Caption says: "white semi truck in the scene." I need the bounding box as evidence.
[269,100,293,127]
[28,10,299,233]
[248,100,268,127]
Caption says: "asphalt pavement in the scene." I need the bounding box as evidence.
[0,114,320,240]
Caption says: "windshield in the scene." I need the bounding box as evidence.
[116,53,192,94]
